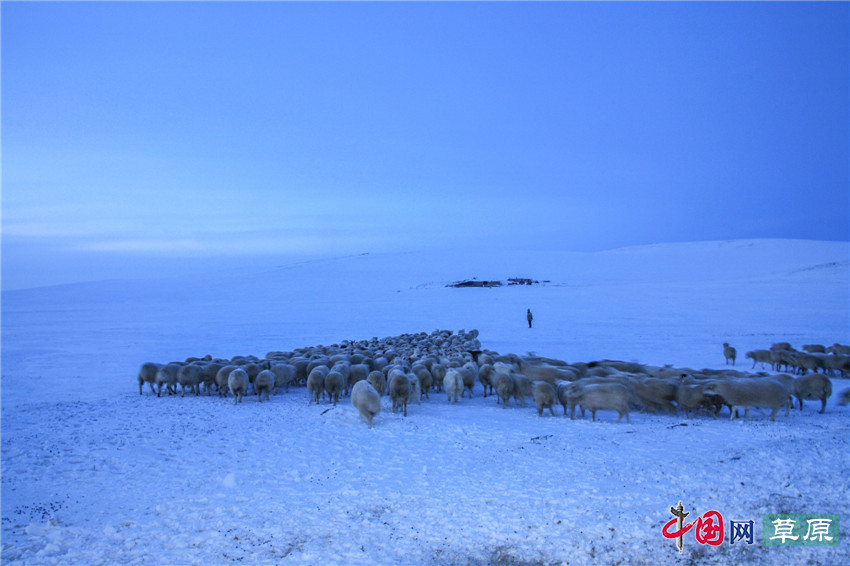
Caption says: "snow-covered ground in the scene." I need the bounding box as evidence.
[2,239,849,565]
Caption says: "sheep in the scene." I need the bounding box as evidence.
[242,362,263,393]
[496,373,530,409]
[138,362,162,395]
[802,344,826,353]
[331,362,351,395]
[478,364,495,397]
[269,363,296,393]
[351,380,382,428]
[430,364,447,393]
[459,365,477,398]
[443,368,463,404]
[215,365,238,397]
[290,357,311,385]
[571,383,632,423]
[792,374,832,413]
[324,371,345,405]
[388,373,411,416]
[745,350,773,370]
[674,381,719,419]
[556,380,572,416]
[821,354,850,378]
[702,379,790,421]
[533,381,557,417]
[348,363,371,389]
[795,353,826,375]
[306,358,332,376]
[177,364,204,397]
[411,364,432,399]
[511,374,533,408]
[228,368,248,405]
[520,362,578,384]
[307,367,327,404]
[253,369,274,402]
[200,362,224,395]
[367,370,387,396]
[772,349,799,373]
[155,363,182,397]
[838,388,850,406]
[630,377,676,415]
[723,343,737,365]
[827,343,850,355]
[408,375,422,405]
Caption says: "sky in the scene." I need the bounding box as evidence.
[2,1,848,289]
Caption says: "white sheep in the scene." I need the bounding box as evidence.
[630,377,676,415]
[324,371,345,405]
[348,363,371,390]
[351,380,382,428]
[388,372,411,416]
[137,362,162,395]
[155,363,182,397]
[460,363,478,398]
[495,373,516,408]
[200,362,225,395]
[228,368,248,405]
[367,370,387,396]
[792,374,832,413]
[478,364,495,397]
[215,365,238,397]
[674,381,719,419]
[511,374,533,408]
[254,369,274,402]
[307,366,328,404]
[702,378,790,421]
[745,350,773,370]
[411,364,432,399]
[269,363,296,393]
[408,375,422,405]
[177,363,204,397]
[571,382,632,423]
[443,368,463,404]
[331,362,351,395]
[533,381,557,417]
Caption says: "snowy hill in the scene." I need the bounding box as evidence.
[2,239,849,564]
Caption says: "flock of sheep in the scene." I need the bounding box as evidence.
[137,330,850,428]
[723,341,850,376]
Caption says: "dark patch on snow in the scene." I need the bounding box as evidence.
[446,277,547,288]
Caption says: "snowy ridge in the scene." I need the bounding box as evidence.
[2,239,849,564]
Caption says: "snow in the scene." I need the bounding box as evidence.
[2,238,849,565]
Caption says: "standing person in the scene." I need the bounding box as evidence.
[527,309,533,329]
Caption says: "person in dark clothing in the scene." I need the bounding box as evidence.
[527,309,533,329]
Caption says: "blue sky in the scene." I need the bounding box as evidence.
[3,1,848,289]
